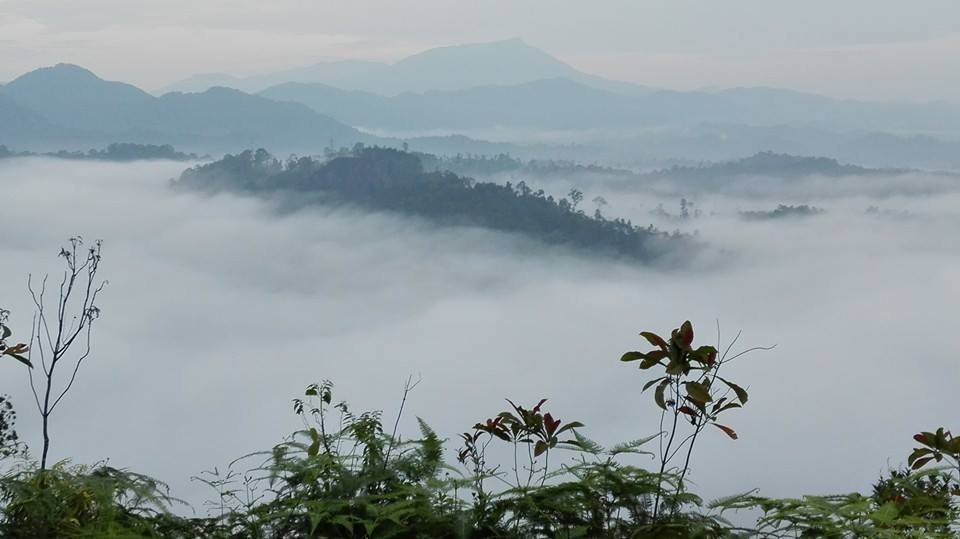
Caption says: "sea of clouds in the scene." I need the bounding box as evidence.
[1,157,958,515]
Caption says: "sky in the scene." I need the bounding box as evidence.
[1,157,958,511]
[1,0,959,102]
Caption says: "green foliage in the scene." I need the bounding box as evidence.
[910,428,960,475]
[0,309,32,369]
[745,486,957,538]
[199,381,461,538]
[0,461,183,538]
[0,395,24,461]
[2,308,958,536]
[621,321,766,518]
[0,311,27,462]
[872,468,959,535]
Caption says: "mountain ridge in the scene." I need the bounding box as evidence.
[259,75,960,134]
[158,39,654,97]
[0,64,374,153]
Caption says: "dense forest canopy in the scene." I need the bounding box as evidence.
[176,146,686,261]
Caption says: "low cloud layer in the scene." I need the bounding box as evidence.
[1,158,958,513]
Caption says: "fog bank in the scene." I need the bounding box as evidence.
[1,158,958,512]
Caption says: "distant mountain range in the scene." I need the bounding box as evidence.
[158,39,960,134]
[0,64,371,153]
[259,76,960,134]
[3,39,960,168]
[160,39,654,97]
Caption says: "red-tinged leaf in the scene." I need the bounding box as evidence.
[544,413,561,436]
[911,456,935,470]
[640,331,668,350]
[908,448,933,465]
[533,399,547,412]
[678,406,698,418]
[678,321,694,347]
[7,343,28,354]
[712,423,738,440]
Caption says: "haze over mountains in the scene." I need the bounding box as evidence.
[162,39,960,134]
[0,64,369,153]
[260,75,960,135]
[160,39,652,97]
[3,39,960,168]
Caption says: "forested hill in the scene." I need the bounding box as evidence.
[0,143,199,162]
[423,151,901,181]
[644,151,889,180]
[176,147,685,261]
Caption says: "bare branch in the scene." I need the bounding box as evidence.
[27,237,106,472]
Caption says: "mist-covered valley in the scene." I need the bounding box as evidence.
[4,4,960,534]
[1,154,957,518]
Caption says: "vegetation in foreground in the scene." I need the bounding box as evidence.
[0,239,957,537]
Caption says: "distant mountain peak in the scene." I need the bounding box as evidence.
[396,38,574,70]
[11,63,102,84]
[161,38,594,95]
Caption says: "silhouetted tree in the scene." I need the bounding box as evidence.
[26,237,106,471]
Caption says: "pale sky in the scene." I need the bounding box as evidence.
[1,0,959,102]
